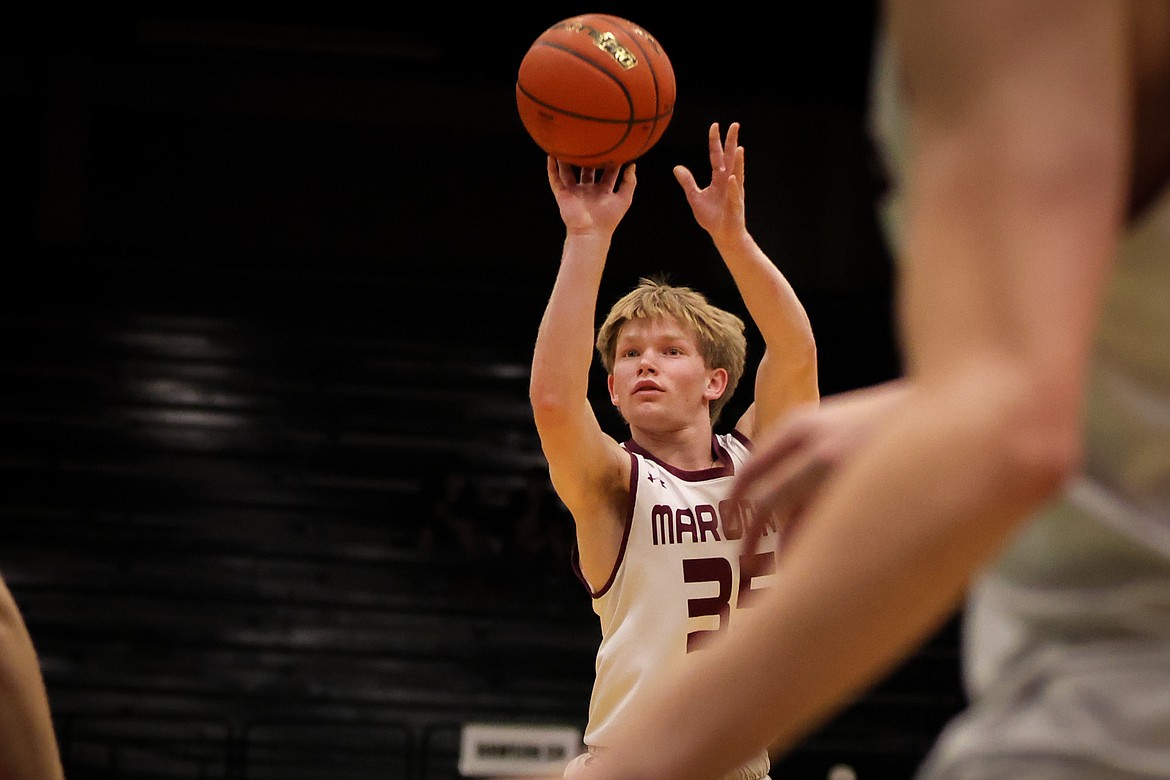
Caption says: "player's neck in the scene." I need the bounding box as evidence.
[629,424,717,471]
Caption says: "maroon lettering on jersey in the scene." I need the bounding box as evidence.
[651,503,724,545]
[737,551,777,608]
[676,507,697,542]
[719,497,745,540]
[695,504,721,542]
[684,556,732,652]
[651,504,674,545]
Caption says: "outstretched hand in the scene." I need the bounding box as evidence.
[546,157,636,238]
[674,122,747,244]
[732,381,910,556]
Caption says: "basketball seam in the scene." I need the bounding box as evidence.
[603,16,672,160]
[516,41,637,160]
[523,42,638,121]
[516,83,671,125]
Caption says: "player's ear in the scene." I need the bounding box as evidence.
[705,367,729,401]
[607,374,620,406]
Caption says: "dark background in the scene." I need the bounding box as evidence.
[3,5,961,779]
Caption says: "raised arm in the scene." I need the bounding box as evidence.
[529,159,637,586]
[674,122,818,438]
[576,1,1132,778]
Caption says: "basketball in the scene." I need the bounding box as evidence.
[515,13,676,168]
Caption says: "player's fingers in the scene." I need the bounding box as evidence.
[727,175,746,218]
[748,456,829,525]
[621,163,637,193]
[547,156,564,189]
[708,121,725,169]
[554,158,578,188]
[673,164,698,194]
[728,425,811,507]
[737,455,828,558]
[739,494,798,559]
[599,165,620,189]
[724,121,740,158]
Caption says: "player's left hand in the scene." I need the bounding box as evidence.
[673,121,746,243]
[732,381,910,555]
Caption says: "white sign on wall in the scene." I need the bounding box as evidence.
[458,722,583,777]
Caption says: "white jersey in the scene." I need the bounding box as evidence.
[871,32,1170,779]
[574,432,775,780]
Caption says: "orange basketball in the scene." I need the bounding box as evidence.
[515,13,676,168]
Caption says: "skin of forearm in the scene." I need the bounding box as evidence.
[713,231,814,354]
[530,233,611,413]
[713,231,818,423]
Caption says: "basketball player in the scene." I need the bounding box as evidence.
[0,576,65,779]
[530,121,818,780]
[567,1,1170,779]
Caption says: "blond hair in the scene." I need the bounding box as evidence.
[596,277,747,424]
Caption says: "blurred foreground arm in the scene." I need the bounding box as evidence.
[0,577,65,780]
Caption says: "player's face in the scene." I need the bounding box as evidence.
[607,317,723,431]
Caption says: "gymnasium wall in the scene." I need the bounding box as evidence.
[2,7,959,779]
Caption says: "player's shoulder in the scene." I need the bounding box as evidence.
[721,429,753,457]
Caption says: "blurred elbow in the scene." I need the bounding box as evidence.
[995,376,1083,507]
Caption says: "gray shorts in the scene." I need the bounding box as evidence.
[914,640,1170,780]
